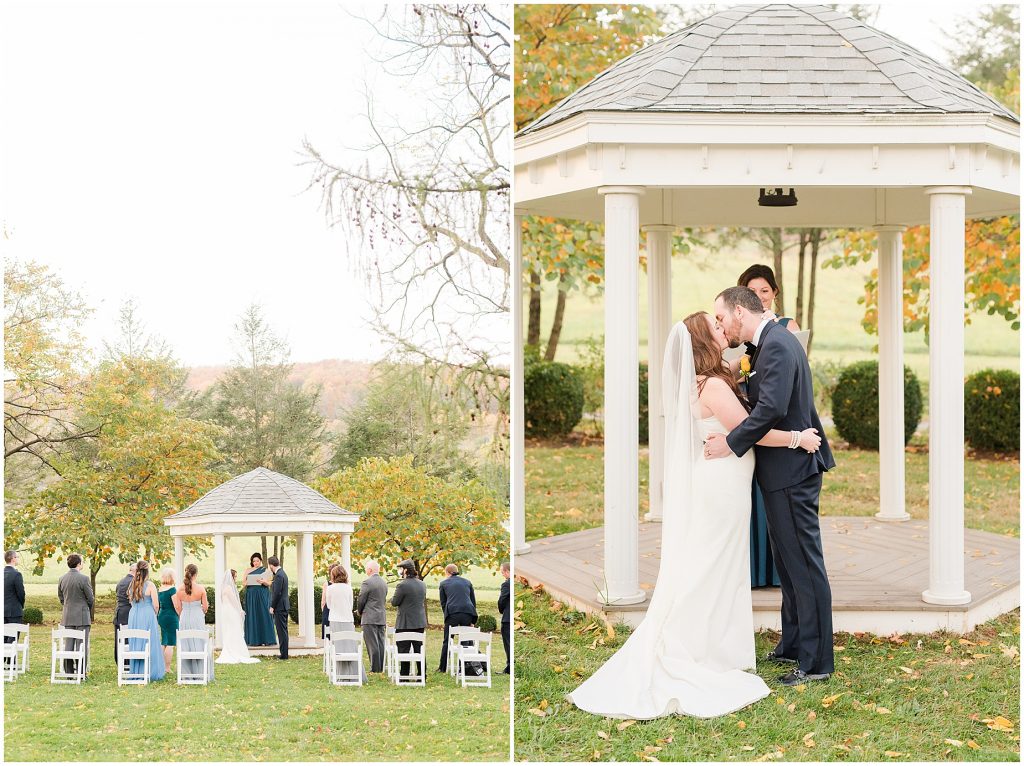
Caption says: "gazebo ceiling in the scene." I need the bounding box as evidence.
[519,3,1018,135]
[514,4,1020,226]
[165,467,357,536]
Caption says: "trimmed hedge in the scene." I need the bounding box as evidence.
[476,613,497,633]
[965,369,1020,451]
[22,606,43,625]
[524,360,584,437]
[832,360,923,449]
[204,586,218,625]
[288,585,325,625]
[639,362,649,444]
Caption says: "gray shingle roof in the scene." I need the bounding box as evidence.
[168,467,353,519]
[519,4,1019,135]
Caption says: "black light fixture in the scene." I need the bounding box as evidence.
[758,187,798,207]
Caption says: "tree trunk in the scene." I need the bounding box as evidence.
[795,230,809,326]
[527,269,542,347]
[771,228,785,316]
[544,278,569,361]
[806,229,822,356]
[90,565,99,620]
[261,535,268,564]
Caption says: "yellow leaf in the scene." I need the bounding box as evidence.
[552,665,564,673]
[884,751,904,757]
[807,711,817,722]
[944,739,963,747]
[787,703,796,713]
[967,740,981,749]
[802,732,816,748]
[606,622,615,639]
[539,699,549,710]
[616,720,636,731]
[985,715,1014,732]
[876,707,892,715]
[597,731,609,740]
[527,708,547,717]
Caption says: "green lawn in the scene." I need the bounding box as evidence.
[526,442,1020,541]
[514,584,1020,762]
[528,243,1020,380]
[4,596,510,761]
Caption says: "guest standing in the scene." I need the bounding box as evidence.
[57,553,93,676]
[357,559,388,673]
[126,561,165,681]
[113,562,136,664]
[4,551,26,642]
[157,568,179,670]
[437,563,478,673]
[173,564,213,681]
[243,553,276,646]
[320,560,342,639]
[267,556,289,660]
[392,559,427,678]
[325,565,367,682]
[498,561,511,674]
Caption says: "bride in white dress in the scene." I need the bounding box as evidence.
[216,569,260,664]
[567,312,821,719]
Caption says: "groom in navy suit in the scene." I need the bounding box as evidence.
[267,556,289,660]
[707,286,836,686]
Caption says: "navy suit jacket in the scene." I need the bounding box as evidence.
[269,568,289,613]
[4,566,25,621]
[439,575,477,620]
[726,321,835,492]
[498,578,510,625]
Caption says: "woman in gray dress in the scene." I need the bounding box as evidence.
[325,565,367,682]
[172,564,214,681]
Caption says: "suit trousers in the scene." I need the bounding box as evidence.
[762,471,834,675]
[273,610,289,659]
[362,624,386,672]
[438,612,476,672]
[501,622,510,672]
[63,624,90,675]
[397,628,425,678]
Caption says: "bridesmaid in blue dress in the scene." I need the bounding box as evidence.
[243,553,276,646]
[127,561,166,680]
[737,264,804,588]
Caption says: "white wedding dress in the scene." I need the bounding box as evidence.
[215,571,260,664]
[567,322,771,719]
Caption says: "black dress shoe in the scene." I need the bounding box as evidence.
[778,669,830,686]
[763,650,798,665]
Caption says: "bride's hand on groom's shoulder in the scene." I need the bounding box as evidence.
[799,428,821,453]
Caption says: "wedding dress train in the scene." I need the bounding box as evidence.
[216,571,260,664]
[567,323,770,719]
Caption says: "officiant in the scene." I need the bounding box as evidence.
[242,552,276,646]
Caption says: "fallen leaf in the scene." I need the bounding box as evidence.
[984,715,1014,732]
[787,703,796,713]
[807,711,817,722]
[737,720,747,729]
[803,732,816,748]
[527,708,546,717]
[616,720,636,731]
[967,740,981,749]
[884,751,904,757]
[741,745,755,751]
[944,739,963,747]
[552,665,564,673]
[899,666,915,675]
[876,707,892,715]
[597,731,609,740]
[821,692,846,708]
[539,699,549,710]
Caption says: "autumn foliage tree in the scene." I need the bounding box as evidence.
[314,456,507,622]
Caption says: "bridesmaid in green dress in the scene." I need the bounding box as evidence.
[157,568,179,669]
[737,264,804,589]
[243,553,276,646]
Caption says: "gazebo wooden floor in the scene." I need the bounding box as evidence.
[516,517,1020,634]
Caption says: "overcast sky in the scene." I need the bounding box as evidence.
[0,1,977,366]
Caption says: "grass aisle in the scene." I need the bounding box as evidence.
[514,585,1020,762]
[4,601,509,761]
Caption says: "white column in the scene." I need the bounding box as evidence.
[173,535,185,586]
[643,224,674,523]
[341,532,351,576]
[598,186,646,606]
[513,213,530,554]
[299,533,314,647]
[922,186,971,606]
[875,225,910,522]
[213,533,226,649]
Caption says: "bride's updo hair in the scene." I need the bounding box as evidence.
[183,563,198,595]
[250,553,263,568]
[130,560,150,603]
[683,311,749,409]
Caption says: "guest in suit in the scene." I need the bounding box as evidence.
[267,556,289,659]
[113,562,136,664]
[498,561,510,674]
[356,559,388,673]
[57,553,94,675]
[437,563,478,673]
[4,551,26,643]
[392,559,426,677]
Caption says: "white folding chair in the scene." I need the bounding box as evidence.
[328,630,364,686]
[384,627,396,681]
[449,627,482,678]
[176,628,212,685]
[322,624,332,675]
[458,632,493,688]
[50,627,87,684]
[2,625,19,682]
[392,631,426,686]
[117,628,151,686]
[14,624,29,675]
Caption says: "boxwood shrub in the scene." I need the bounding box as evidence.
[22,606,43,625]
[965,369,1020,451]
[832,360,922,449]
[476,613,498,633]
[524,360,584,437]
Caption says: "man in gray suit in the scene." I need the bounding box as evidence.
[58,553,94,676]
[356,559,388,673]
[392,559,427,678]
[113,562,136,665]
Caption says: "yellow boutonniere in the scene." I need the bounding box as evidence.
[740,354,752,380]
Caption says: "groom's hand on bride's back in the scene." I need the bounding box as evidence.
[705,432,734,459]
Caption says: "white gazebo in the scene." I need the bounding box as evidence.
[165,467,359,651]
[512,4,1019,631]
